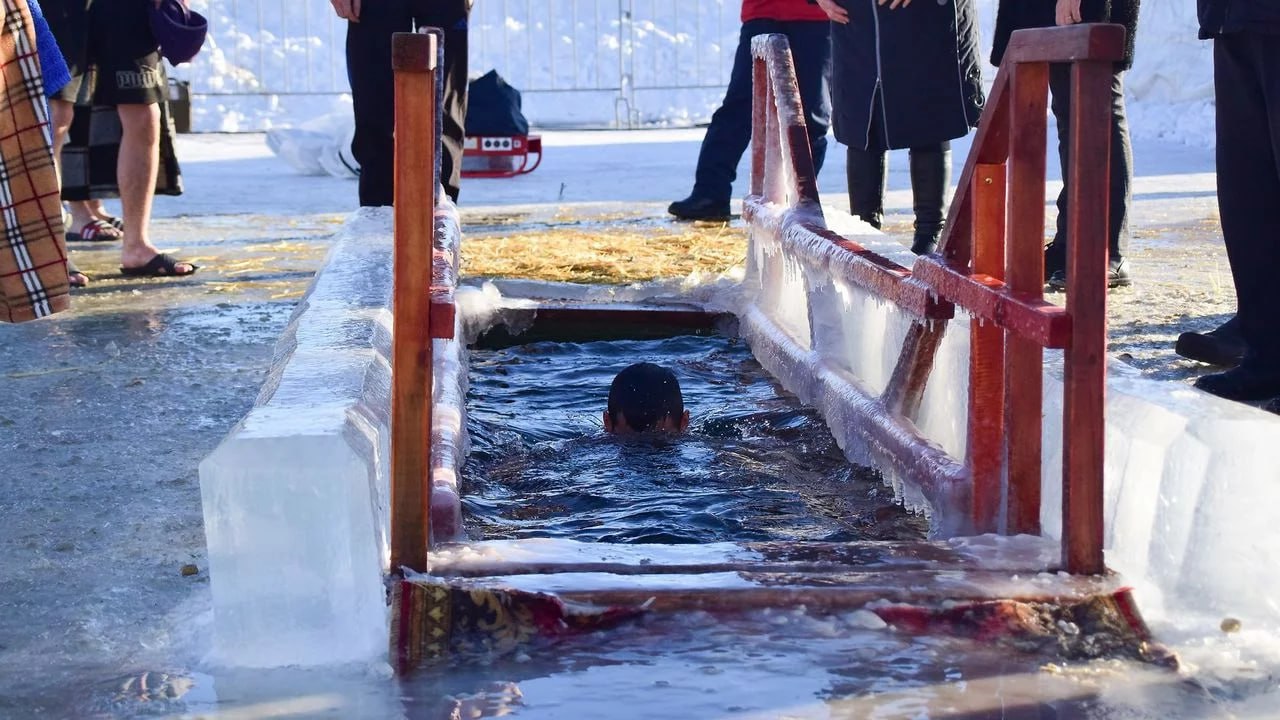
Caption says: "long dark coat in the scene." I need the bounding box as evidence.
[830,0,984,152]
[1198,0,1280,38]
[991,0,1141,70]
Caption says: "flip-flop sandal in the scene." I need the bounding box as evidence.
[120,253,198,278]
[68,219,122,243]
[104,215,124,231]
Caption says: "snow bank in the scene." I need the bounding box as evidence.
[184,0,1216,147]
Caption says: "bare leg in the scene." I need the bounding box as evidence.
[117,103,190,273]
[87,199,118,224]
[50,99,89,286]
[50,98,73,177]
[50,99,121,240]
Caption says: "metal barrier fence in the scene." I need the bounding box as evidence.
[180,0,742,130]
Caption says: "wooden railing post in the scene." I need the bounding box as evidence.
[1062,60,1112,574]
[1003,61,1049,539]
[968,163,1007,534]
[390,30,439,574]
[750,54,767,198]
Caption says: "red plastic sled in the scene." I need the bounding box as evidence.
[461,135,543,178]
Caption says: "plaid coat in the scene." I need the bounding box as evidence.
[0,0,67,323]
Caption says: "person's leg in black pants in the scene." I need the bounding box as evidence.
[346,0,470,207]
[346,1,407,207]
[413,0,470,203]
[1196,33,1280,403]
[846,92,887,229]
[670,19,778,220]
[1045,64,1133,287]
[786,20,833,175]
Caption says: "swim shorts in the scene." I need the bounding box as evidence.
[49,0,166,106]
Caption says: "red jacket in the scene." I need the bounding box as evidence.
[742,0,829,22]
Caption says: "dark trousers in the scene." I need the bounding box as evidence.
[691,19,832,203]
[346,0,470,206]
[1048,64,1132,260]
[1215,32,1280,366]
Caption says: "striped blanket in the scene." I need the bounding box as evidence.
[0,0,66,323]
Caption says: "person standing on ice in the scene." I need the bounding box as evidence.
[814,0,983,256]
[667,0,832,222]
[332,0,471,205]
[1190,0,1280,412]
[39,0,198,278]
[991,0,1140,290]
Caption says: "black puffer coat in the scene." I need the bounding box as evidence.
[830,0,984,152]
[1198,0,1280,38]
[991,0,1141,70]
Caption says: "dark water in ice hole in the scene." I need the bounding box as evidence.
[462,335,927,544]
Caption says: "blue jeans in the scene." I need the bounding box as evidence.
[691,19,832,203]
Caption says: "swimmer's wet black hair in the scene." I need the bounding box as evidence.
[607,362,684,431]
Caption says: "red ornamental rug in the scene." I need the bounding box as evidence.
[390,576,648,673]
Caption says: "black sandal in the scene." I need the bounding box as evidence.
[120,253,198,277]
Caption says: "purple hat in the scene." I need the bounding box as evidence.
[149,0,209,66]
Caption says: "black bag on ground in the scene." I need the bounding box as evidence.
[465,70,529,136]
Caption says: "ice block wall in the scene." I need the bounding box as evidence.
[740,206,1280,632]
[198,208,469,668]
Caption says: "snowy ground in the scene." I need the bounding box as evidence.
[0,129,1274,717]
[180,0,1216,147]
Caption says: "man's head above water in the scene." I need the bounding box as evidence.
[603,362,690,434]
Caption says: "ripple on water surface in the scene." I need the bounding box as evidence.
[462,335,926,544]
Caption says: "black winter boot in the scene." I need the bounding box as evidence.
[909,145,950,255]
[846,146,887,230]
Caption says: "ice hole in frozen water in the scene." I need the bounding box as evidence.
[460,331,927,545]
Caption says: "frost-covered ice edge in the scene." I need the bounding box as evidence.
[740,203,1280,707]
[203,204,1280,692]
[182,0,1214,148]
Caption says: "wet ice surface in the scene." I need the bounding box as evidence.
[462,335,926,545]
[0,213,336,716]
[145,610,1240,720]
[4,134,1279,717]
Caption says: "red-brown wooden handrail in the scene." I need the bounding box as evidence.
[744,24,1124,574]
[389,29,462,573]
[390,30,438,574]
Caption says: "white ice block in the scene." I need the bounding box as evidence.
[199,209,396,668]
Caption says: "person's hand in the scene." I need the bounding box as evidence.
[815,0,849,24]
[331,0,361,22]
[879,0,913,9]
[1056,0,1082,25]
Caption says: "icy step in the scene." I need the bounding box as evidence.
[444,568,1120,613]
[423,536,1104,613]
[428,536,1061,578]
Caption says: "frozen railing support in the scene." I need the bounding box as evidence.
[749,34,818,211]
[744,26,1123,575]
[911,24,1123,574]
[390,29,459,574]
